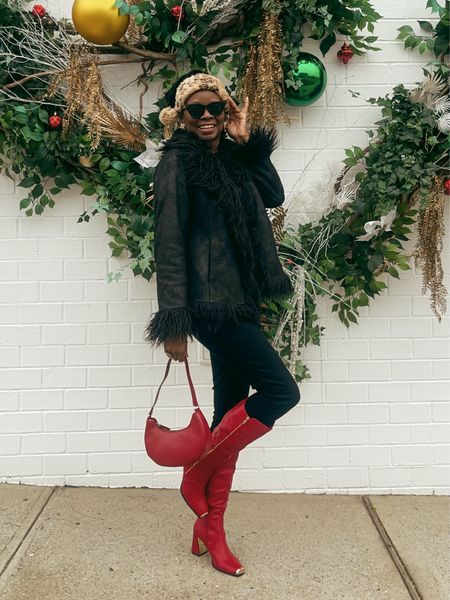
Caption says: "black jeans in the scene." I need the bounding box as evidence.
[193,320,301,429]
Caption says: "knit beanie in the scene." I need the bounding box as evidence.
[159,69,230,139]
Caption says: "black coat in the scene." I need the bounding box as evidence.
[144,127,293,347]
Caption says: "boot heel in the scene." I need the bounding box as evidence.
[191,536,207,556]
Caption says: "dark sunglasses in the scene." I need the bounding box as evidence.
[184,101,226,119]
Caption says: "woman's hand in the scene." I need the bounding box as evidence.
[164,336,188,362]
[225,96,250,144]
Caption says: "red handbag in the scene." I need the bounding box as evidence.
[144,357,211,467]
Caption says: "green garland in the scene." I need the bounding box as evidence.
[0,0,448,382]
[263,81,448,374]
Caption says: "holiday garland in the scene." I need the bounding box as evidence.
[0,0,448,382]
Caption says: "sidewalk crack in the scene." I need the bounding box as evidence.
[0,486,56,581]
[362,496,423,600]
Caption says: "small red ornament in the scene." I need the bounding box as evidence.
[32,4,46,18]
[171,5,184,19]
[337,42,354,64]
[49,113,62,129]
[443,178,450,196]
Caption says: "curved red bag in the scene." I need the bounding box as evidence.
[145,357,211,467]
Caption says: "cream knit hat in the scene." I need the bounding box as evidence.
[159,71,230,139]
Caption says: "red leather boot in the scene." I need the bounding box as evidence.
[191,453,244,576]
[181,398,271,518]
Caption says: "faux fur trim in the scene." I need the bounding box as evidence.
[144,307,194,347]
[232,126,280,164]
[144,303,260,346]
[190,302,260,334]
[259,274,293,300]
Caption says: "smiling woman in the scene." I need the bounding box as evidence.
[144,69,299,577]
[181,90,227,150]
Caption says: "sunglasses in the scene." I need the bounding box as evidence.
[184,101,226,119]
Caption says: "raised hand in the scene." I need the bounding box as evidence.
[225,96,250,144]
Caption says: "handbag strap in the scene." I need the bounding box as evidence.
[148,357,199,418]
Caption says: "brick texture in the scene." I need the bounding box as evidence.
[0,0,448,492]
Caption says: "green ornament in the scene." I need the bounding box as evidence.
[285,52,327,107]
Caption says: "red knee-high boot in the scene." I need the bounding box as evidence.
[191,452,244,576]
[181,398,271,518]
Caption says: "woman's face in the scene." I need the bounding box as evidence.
[180,90,226,147]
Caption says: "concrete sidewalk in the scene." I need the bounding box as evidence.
[0,484,448,600]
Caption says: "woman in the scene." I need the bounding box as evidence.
[145,70,301,576]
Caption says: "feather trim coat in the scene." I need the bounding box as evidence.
[144,127,293,346]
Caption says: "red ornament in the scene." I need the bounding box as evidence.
[337,42,354,64]
[171,5,184,19]
[49,113,62,129]
[32,4,46,18]
[443,178,450,196]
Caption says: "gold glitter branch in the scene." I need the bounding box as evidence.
[270,205,287,243]
[46,47,145,152]
[414,177,448,320]
[240,8,288,128]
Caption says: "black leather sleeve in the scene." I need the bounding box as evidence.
[232,127,285,209]
[143,152,193,347]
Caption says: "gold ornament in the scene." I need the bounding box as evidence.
[72,0,130,45]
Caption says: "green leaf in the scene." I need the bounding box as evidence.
[38,109,49,123]
[172,30,188,44]
[32,183,43,198]
[34,145,48,160]
[110,161,128,172]
[347,312,358,324]
[19,197,31,210]
[209,62,220,76]
[357,292,369,306]
[106,227,120,236]
[99,157,110,173]
[13,113,29,124]
[426,0,446,16]
[398,261,410,270]
[319,32,336,56]
[28,131,43,142]
[388,266,400,279]
[19,176,37,188]
[418,20,434,33]
[54,173,76,188]
[397,25,414,35]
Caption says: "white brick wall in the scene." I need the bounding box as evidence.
[0,1,449,493]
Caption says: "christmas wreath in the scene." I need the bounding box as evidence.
[0,0,448,381]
